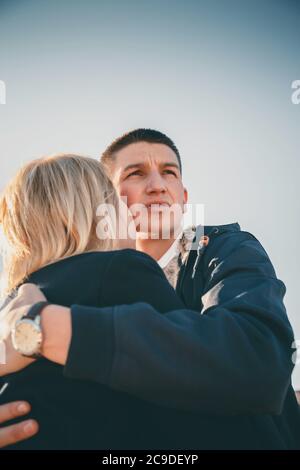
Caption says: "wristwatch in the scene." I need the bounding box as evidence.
[11,301,51,358]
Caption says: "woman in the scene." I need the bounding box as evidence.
[0,154,184,449]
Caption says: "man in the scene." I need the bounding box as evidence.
[0,129,299,449]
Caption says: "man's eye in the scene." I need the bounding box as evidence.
[127,170,143,178]
[164,170,177,176]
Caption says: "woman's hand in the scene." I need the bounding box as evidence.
[0,401,38,448]
[0,331,36,376]
[0,284,46,376]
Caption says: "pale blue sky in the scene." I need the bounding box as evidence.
[0,0,299,386]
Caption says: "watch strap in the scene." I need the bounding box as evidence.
[26,301,51,321]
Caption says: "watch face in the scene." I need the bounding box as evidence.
[12,319,42,356]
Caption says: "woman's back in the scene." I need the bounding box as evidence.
[0,249,184,449]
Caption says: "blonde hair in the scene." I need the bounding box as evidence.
[0,153,120,296]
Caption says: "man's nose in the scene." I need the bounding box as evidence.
[145,172,167,194]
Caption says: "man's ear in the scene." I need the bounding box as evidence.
[184,188,188,202]
[183,188,188,213]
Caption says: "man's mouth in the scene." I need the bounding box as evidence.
[146,205,170,213]
[145,202,170,209]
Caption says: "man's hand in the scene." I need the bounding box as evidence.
[0,401,38,448]
[0,282,72,371]
[0,334,36,377]
[1,283,46,317]
[0,284,46,377]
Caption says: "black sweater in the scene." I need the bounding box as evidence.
[0,249,185,449]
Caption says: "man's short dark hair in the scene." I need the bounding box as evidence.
[101,128,182,175]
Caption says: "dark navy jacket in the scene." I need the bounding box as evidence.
[64,223,300,449]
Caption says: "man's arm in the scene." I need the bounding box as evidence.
[41,232,294,415]
[0,402,38,448]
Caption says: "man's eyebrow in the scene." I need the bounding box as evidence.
[122,163,144,173]
[122,161,180,173]
[161,162,180,170]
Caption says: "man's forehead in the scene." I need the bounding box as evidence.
[114,142,178,169]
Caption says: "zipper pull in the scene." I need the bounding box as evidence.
[191,235,210,278]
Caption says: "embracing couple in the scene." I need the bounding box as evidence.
[0,129,299,450]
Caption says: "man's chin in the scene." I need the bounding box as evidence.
[133,207,184,241]
[136,226,180,241]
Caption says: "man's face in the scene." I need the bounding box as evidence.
[109,141,188,238]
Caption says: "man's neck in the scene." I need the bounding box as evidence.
[136,237,176,261]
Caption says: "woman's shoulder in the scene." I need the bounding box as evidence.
[111,248,156,262]
[106,249,160,271]
[27,250,113,278]
[102,249,165,286]
[64,249,157,271]
[26,249,158,283]
[59,248,155,265]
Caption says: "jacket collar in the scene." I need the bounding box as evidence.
[179,222,240,263]
[162,223,241,288]
[203,222,241,237]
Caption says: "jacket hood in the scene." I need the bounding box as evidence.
[203,222,241,237]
